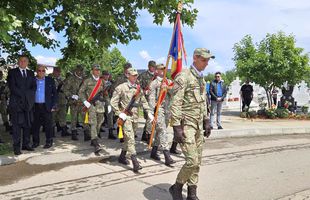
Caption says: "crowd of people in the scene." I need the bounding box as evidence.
[0,48,217,199]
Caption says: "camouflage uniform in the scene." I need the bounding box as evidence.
[137,61,156,141]
[51,75,67,128]
[62,72,83,133]
[79,75,106,141]
[0,80,9,127]
[111,68,152,172]
[169,48,214,200]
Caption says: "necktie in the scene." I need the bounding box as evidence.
[22,70,26,78]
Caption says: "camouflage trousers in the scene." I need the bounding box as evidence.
[152,110,173,150]
[52,104,67,127]
[83,106,104,140]
[143,108,152,135]
[69,103,82,131]
[0,100,8,124]
[104,101,114,129]
[122,116,138,156]
[176,124,204,186]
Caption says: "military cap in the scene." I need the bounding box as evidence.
[127,68,138,76]
[92,64,100,70]
[148,60,156,67]
[75,64,84,71]
[156,64,165,69]
[123,62,132,70]
[194,48,215,59]
[102,70,109,75]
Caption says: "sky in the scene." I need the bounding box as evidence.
[27,0,310,74]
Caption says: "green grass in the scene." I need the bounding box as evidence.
[0,129,13,155]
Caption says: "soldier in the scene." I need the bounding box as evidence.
[111,68,154,173]
[62,65,84,140]
[102,70,117,140]
[109,62,132,95]
[148,64,175,166]
[138,60,156,142]
[79,64,106,154]
[50,67,67,137]
[0,71,10,132]
[169,48,213,200]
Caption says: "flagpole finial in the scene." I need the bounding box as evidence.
[177,1,183,13]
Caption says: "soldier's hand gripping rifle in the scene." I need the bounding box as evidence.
[117,85,141,139]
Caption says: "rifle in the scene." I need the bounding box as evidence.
[117,84,141,138]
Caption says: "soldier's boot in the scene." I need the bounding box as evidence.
[91,139,102,154]
[131,155,142,172]
[118,150,129,165]
[61,126,70,137]
[84,129,91,141]
[56,122,61,132]
[163,150,176,166]
[71,129,78,141]
[76,122,83,129]
[169,182,184,200]
[150,146,161,161]
[170,141,181,155]
[108,128,117,140]
[4,122,11,132]
[186,185,199,200]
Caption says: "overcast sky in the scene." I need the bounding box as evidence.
[27,0,310,74]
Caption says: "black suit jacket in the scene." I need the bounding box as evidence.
[41,76,58,112]
[8,68,36,113]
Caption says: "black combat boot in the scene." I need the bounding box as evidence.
[56,122,61,132]
[118,150,129,165]
[91,139,102,154]
[84,129,91,141]
[61,126,70,137]
[71,129,78,141]
[131,155,142,172]
[163,150,176,166]
[4,121,11,132]
[170,141,181,155]
[76,122,83,129]
[108,128,117,140]
[186,185,199,200]
[169,182,184,200]
[150,146,161,161]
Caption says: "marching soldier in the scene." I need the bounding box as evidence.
[111,68,154,173]
[138,60,156,142]
[50,67,67,137]
[0,71,10,132]
[148,64,175,166]
[169,48,213,200]
[79,64,106,154]
[62,65,84,140]
[109,62,132,95]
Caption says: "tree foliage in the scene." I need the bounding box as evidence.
[1,0,198,65]
[233,31,310,107]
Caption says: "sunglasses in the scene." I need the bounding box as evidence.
[215,76,220,78]
[37,70,46,72]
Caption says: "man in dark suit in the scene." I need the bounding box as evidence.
[32,65,58,149]
[8,55,36,155]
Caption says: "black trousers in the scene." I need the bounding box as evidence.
[242,98,252,111]
[32,103,53,145]
[10,112,31,149]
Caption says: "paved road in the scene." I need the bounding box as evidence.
[1,134,310,200]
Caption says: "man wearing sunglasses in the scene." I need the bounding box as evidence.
[209,72,227,129]
[32,65,58,149]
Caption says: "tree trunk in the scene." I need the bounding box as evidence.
[264,87,272,109]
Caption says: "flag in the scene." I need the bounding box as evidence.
[169,13,186,79]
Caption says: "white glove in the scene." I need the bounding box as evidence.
[107,105,112,113]
[119,113,127,121]
[71,95,79,100]
[83,100,91,108]
[148,113,154,122]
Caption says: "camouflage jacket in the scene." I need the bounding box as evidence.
[52,76,67,105]
[62,73,83,104]
[137,70,155,98]
[0,81,9,101]
[78,76,107,113]
[170,66,208,130]
[110,81,151,118]
[148,77,172,114]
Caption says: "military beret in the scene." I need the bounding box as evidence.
[194,48,215,59]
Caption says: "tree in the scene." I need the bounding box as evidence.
[233,31,310,108]
[1,1,198,65]
[221,69,238,85]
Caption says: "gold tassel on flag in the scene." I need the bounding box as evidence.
[84,112,89,124]
[118,125,123,139]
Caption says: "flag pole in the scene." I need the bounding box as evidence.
[148,1,183,149]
